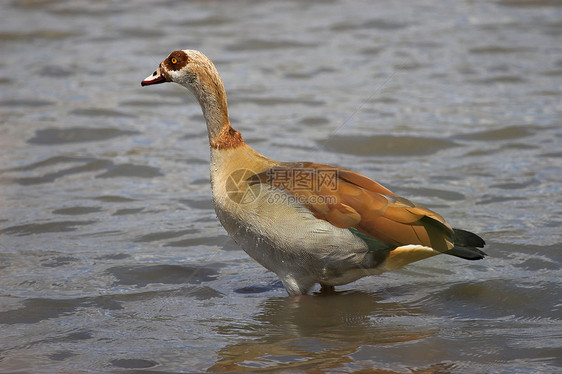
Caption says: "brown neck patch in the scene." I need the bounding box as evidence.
[210,125,245,150]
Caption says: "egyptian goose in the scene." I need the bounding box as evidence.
[141,50,486,296]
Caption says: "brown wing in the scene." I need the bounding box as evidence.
[253,161,455,252]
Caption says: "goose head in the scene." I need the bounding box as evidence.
[141,49,225,101]
[142,49,195,87]
[141,49,230,137]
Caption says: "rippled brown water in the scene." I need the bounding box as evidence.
[1,1,561,373]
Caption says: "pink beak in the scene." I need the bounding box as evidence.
[141,66,167,86]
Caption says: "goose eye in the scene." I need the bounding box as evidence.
[171,57,178,64]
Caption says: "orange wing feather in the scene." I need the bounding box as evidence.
[253,161,455,252]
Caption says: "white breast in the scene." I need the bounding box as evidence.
[217,182,369,279]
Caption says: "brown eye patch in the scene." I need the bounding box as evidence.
[164,50,188,71]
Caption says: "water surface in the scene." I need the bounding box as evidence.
[1,0,561,373]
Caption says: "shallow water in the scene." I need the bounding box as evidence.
[1,0,561,373]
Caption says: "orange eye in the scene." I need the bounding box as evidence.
[171,57,178,64]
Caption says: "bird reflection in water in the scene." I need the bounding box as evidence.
[208,290,446,373]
